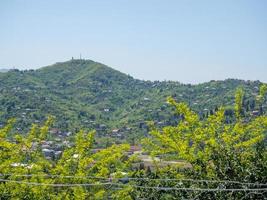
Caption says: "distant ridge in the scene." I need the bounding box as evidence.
[0,59,265,142]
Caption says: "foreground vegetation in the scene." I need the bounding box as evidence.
[0,86,266,199]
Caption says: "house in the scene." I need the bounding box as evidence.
[45,141,54,145]
[11,163,27,167]
[91,148,104,153]
[62,140,71,147]
[54,143,64,151]
[62,131,72,137]
[11,163,34,169]
[49,128,60,135]
[251,110,260,116]
[157,121,165,126]
[54,151,62,159]
[127,146,142,155]
[112,129,120,134]
[42,149,54,158]
[99,124,107,130]
[125,127,132,131]
[41,144,50,149]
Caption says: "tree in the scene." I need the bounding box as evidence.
[135,88,267,199]
[1,86,267,199]
[235,87,244,119]
[259,84,267,104]
[0,117,131,199]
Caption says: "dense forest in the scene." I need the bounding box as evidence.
[0,59,266,146]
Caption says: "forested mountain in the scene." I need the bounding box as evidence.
[0,59,265,142]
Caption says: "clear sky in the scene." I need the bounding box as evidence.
[0,0,267,83]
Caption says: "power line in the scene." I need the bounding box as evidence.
[0,178,267,192]
[0,174,108,180]
[124,177,267,187]
[125,184,267,192]
[1,174,266,187]
[0,178,110,187]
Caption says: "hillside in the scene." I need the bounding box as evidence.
[0,59,265,143]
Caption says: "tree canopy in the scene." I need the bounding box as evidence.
[0,86,266,199]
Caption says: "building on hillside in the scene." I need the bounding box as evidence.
[251,110,260,116]
[127,145,142,155]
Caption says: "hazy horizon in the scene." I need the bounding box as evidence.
[1,0,267,84]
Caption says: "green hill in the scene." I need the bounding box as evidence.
[0,59,265,144]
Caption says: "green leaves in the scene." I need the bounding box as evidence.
[75,130,95,155]
[0,85,267,199]
[0,116,132,199]
[39,116,54,140]
[234,87,244,119]
[144,89,267,184]
[0,118,15,138]
[258,84,267,104]
[1,60,266,145]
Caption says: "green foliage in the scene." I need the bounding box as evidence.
[0,118,131,199]
[1,59,267,199]
[136,90,267,199]
[0,88,267,199]
[0,60,266,145]
[258,84,267,104]
[234,87,244,119]
[143,98,267,179]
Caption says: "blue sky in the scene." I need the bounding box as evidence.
[0,0,267,83]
